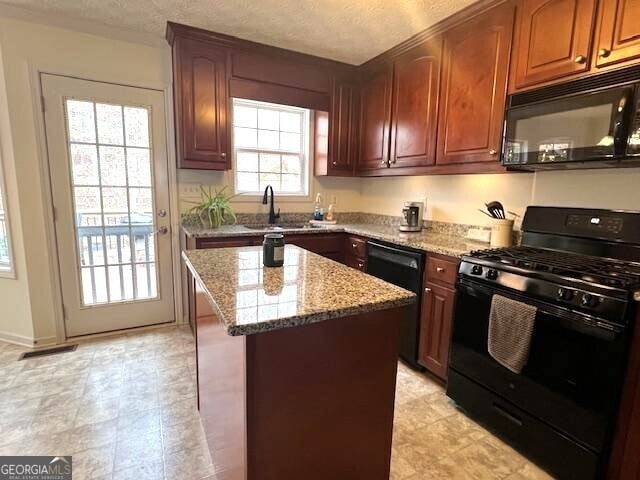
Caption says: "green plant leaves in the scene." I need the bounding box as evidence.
[185,185,238,228]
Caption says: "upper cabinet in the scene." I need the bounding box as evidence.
[594,0,640,68]
[437,2,515,165]
[357,68,393,171]
[389,40,442,169]
[511,0,597,90]
[171,37,230,170]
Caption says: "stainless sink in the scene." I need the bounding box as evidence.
[242,223,320,230]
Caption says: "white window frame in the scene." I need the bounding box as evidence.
[0,146,15,278]
[231,98,311,199]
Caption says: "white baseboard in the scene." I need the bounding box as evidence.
[0,330,35,348]
[33,335,58,347]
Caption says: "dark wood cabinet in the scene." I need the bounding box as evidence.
[418,281,455,379]
[358,68,393,172]
[511,0,597,90]
[171,37,230,170]
[436,2,514,165]
[594,0,640,69]
[389,39,442,169]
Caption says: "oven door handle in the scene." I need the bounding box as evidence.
[492,402,523,427]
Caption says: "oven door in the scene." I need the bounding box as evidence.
[449,278,630,453]
[503,85,636,167]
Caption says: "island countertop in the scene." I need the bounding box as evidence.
[182,244,416,336]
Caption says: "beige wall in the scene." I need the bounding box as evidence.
[0,14,170,345]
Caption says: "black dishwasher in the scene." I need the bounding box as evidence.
[366,241,425,369]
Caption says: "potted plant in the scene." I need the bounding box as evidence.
[186,185,237,228]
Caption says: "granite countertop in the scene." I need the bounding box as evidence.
[182,223,489,258]
[182,245,416,336]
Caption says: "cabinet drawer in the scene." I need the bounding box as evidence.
[345,255,367,272]
[196,237,257,249]
[286,234,343,254]
[345,236,367,258]
[425,255,458,286]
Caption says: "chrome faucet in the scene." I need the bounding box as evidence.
[262,185,280,224]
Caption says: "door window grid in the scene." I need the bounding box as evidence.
[0,179,11,273]
[232,98,309,195]
[64,99,157,306]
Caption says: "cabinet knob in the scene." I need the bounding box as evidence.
[574,55,587,64]
[436,267,445,273]
[424,287,432,293]
[332,161,337,166]
[221,152,227,158]
[489,149,498,155]
[598,48,611,58]
[358,262,364,269]
[352,243,358,249]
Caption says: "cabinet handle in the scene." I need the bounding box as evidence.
[424,287,432,293]
[436,267,445,273]
[489,149,498,155]
[574,55,587,64]
[598,48,611,58]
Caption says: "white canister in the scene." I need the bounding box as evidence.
[490,219,514,247]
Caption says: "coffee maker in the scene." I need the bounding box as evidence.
[399,202,424,232]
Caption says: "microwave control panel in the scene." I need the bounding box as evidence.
[566,214,624,234]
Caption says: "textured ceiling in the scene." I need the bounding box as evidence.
[1,0,477,64]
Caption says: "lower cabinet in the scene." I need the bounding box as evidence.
[418,282,456,379]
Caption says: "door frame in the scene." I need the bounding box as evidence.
[30,66,183,344]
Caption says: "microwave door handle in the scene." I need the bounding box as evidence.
[613,88,634,155]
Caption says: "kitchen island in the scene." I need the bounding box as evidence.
[182,245,415,480]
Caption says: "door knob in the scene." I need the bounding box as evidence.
[157,209,167,218]
[598,48,611,58]
[574,55,587,64]
[153,226,169,235]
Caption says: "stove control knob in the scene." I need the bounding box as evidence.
[581,293,599,308]
[471,265,483,275]
[557,288,575,301]
[486,269,498,280]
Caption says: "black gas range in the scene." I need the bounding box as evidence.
[447,207,640,480]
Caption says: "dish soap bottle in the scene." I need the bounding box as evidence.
[313,193,324,221]
[325,195,336,222]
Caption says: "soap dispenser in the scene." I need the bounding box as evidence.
[313,193,324,221]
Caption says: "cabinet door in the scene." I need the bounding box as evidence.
[512,0,597,89]
[174,38,230,169]
[595,0,640,68]
[418,282,455,379]
[357,68,393,171]
[436,3,514,165]
[329,80,359,174]
[389,39,441,169]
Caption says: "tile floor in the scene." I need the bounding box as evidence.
[0,326,553,479]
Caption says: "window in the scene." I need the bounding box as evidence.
[232,98,310,196]
[0,155,13,275]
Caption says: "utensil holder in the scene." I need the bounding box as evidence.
[490,219,514,247]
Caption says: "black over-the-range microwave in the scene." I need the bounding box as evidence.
[502,65,640,170]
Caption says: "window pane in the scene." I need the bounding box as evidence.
[236,151,258,172]
[124,107,149,147]
[233,105,257,128]
[234,127,257,148]
[258,129,279,149]
[259,173,280,191]
[129,188,153,217]
[280,111,301,133]
[236,172,259,192]
[66,100,96,143]
[74,187,102,224]
[99,146,127,186]
[70,144,99,185]
[280,132,301,152]
[258,109,279,130]
[127,148,151,187]
[102,187,128,213]
[96,103,124,145]
[281,154,301,174]
[281,174,302,193]
[259,153,280,173]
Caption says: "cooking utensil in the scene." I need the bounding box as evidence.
[478,209,494,218]
[486,201,505,219]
